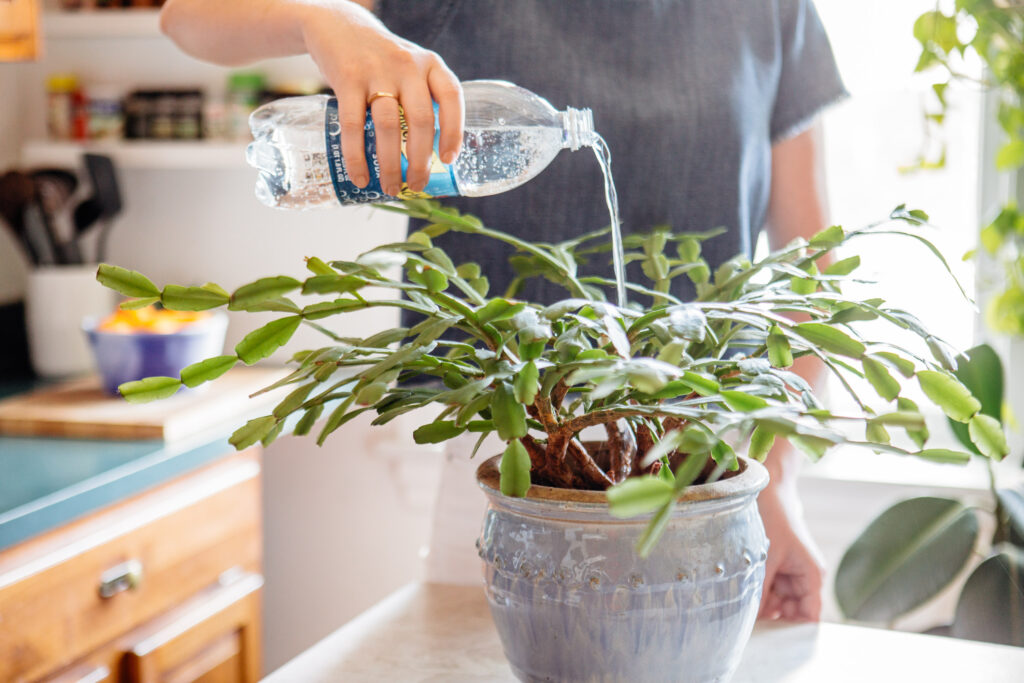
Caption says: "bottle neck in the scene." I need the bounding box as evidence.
[560,107,595,151]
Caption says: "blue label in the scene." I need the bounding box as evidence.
[325,98,459,205]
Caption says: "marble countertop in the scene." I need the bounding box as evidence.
[265,582,1024,683]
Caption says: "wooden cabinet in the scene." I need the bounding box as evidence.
[0,450,263,683]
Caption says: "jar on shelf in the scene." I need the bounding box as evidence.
[46,73,79,140]
[173,89,204,140]
[149,91,177,140]
[85,84,124,140]
[226,71,265,141]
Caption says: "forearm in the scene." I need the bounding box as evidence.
[159,0,375,66]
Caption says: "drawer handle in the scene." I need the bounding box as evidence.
[98,559,144,599]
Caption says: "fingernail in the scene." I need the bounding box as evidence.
[352,174,368,188]
[441,150,457,165]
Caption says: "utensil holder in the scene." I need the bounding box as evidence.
[25,265,114,378]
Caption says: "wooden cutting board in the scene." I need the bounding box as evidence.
[0,367,290,442]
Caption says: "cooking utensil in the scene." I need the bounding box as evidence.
[83,154,122,262]
[0,171,41,265]
[34,174,82,264]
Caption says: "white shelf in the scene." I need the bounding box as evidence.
[21,140,250,170]
[44,10,163,39]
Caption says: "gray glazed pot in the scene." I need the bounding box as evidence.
[476,455,769,683]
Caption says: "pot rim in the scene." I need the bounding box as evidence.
[476,453,769,508]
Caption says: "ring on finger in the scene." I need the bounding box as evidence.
[367,91,400,106]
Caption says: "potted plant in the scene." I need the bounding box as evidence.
[96,200,1000,682]
[835,343,1023,646]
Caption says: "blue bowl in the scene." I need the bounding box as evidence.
[83,314,229,396]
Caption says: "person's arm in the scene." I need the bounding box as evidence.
[757,121,830,622]
[159,0,463,197]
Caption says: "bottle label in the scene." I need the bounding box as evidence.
[324,97,458,205]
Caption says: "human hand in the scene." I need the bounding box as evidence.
[299,2,463,196]
[756,482,824,622]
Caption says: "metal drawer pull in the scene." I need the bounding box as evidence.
[98,559,144,599]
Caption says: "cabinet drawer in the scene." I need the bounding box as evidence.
[0,450,261,683]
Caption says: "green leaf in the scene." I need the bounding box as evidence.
[422,268,448,293]
[230,276,301,310]
[793,323,865,358]
[355,381,389,406]
[499,440,532,497]
[413,420,466,444]
[119,296,160,310]
[273,382,316,419]
[162,285,230,311]
[865,420,891,446]
[824,255,861,276]
[721,391,768,412]
[679,371,720,396]
[917,370,981,423]
[875,351,916,378]
[513,361,540,405]
[234,316,302,365]
[305,256,336,275]
[871,411,926,429]
[639,429,685,468]
[229,416,278,450]
[898,397,929,448]
[951,546,1024,647]
[636,502,673,558]
[915,449,971,465]
[180,355,237,388]
[293,404,324,436]
[949,344,1004,455]
[118,376,182,403]
[607,477,675,518]
[748,425,775,462]
[968,414,1009,460]
[96,264,160,299]
[767,325,793,368]
[491,382,527,441]
[835,497,979,621]
[863,356,901,402]
[809,225,845,248]
[996,139,1024,171]
[476,299,526,325]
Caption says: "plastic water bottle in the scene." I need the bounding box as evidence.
[246,80,596,209]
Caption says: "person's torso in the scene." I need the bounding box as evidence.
[379,0,787,302]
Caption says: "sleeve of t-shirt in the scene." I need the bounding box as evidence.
[770,0,848,143]
[375,0,457,48]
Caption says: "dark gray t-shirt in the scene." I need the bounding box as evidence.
[377,0,846,303]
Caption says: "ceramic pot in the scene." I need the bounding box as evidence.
[476,455,769,683]
[24,265,115,378]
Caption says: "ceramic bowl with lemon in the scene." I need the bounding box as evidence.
[84,307,229,396]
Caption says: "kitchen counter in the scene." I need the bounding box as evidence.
[265,582,1024,682]
[0,432,234,551]
[0,377,257,552]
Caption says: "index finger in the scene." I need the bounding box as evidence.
[427,63,464,165]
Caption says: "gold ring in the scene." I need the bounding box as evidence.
[367,91,399,106]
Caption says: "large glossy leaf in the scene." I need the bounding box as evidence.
[951,545,1024,647]
[835,497,979,622]
[996,488,1024,546]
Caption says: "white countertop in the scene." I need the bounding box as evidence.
[264,582,1024,682]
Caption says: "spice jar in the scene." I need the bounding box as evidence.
[46,74,79,140]
[226,72,265,141]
